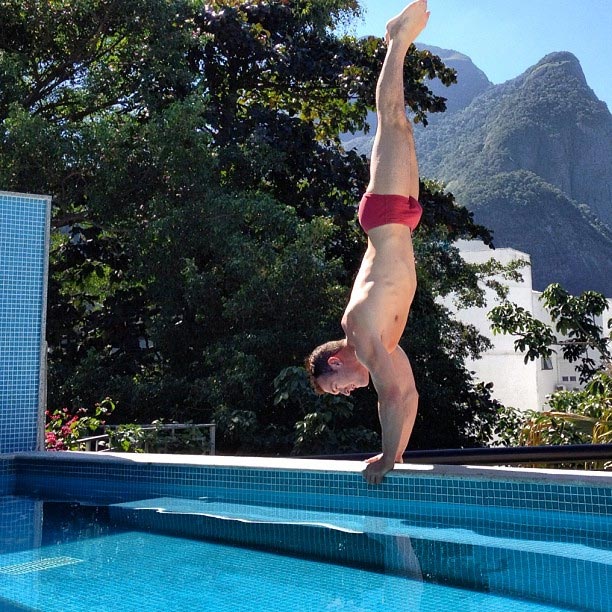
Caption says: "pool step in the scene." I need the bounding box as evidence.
[109,497,611,612]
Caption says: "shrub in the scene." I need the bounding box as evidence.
[45,398,115,450]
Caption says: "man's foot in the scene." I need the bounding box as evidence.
[385,0,430,46]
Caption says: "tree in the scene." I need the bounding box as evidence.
[488,283,611,462]
[490,366,612,469]
[489,283,611,383]
[2,0,518,454]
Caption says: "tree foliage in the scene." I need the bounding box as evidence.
[488,283,610,464]
[489,283,611,383]
[493,367,612,468]
[2,0,515,454]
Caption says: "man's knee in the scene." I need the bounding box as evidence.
[377,101,409,126]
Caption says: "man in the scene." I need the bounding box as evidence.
[304,0,430,484]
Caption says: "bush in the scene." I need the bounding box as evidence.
[107,421,215,454]
[493,368,612,469]
[45,398,115,450]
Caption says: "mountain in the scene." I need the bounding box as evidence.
[418,45,493,115]
[343,49,612,296]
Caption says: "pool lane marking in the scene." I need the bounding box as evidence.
[0,556,84,575]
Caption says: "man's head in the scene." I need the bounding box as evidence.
[304,339,369,396]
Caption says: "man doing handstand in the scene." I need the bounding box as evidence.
[305,0,430,485]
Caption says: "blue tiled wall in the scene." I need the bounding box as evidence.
[0,192,50,452]
[0,496,42,554]
[3,454,612,612]
[14,455,612,518]
[0,457,15,495]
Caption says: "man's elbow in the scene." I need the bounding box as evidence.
[402,387,419,413]
[382,386,404,408]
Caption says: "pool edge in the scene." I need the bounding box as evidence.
[9,451,612,486]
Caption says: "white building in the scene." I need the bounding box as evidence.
[444,241,612,412]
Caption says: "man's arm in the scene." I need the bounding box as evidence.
[358,343,418,484]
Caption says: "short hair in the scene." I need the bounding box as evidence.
[304,339,344,395]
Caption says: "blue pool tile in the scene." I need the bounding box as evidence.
[0,192,51,453]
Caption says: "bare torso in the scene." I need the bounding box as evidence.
[341,222,419,477]
[334,0,428,484]
[342,223,416,355]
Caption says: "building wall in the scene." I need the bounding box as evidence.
[533,293,612,408]
[532,292,573,408]
[444,241,611,412]
[0,191,50,452]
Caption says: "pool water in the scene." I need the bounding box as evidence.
[0,496,609,611]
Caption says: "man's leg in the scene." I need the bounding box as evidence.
[366,0,429,200]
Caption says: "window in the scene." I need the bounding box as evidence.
[541,357,553,370]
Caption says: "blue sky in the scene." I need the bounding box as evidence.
[348,0,612,110]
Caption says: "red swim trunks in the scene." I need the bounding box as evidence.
[358,193,423,234]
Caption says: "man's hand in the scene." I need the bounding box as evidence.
[363,454,395,485]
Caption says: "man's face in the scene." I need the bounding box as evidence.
[316,360,369,396]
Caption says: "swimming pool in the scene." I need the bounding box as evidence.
[1,453,610,611]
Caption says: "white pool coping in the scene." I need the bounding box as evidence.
[11,451,612,487]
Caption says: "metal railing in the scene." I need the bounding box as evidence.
[307,443,612,467]
[77,423,216,455]
[77,434,113,452]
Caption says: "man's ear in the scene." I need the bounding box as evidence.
[327,355,342,368]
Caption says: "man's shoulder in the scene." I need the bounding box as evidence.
[352,333,389,368]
